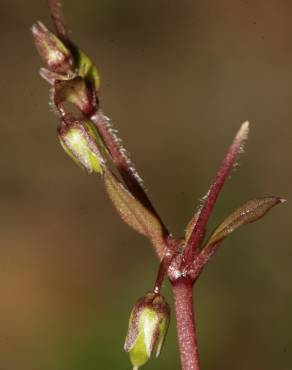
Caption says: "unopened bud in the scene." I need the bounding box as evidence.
[54,77,95,116]
[32,21,74,74]
[124,292,170,369]
[58,115,105,174]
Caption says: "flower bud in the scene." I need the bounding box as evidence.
[58,115,105,174]
[124,292,170,369]
[54,77,96,116]
[32,21,74,74]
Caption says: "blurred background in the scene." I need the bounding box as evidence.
[0,0,291,369]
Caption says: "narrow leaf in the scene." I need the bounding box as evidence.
[91,112,163,224]
[104,169,166,259]
[207,196,285,245]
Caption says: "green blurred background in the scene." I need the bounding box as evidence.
[0,0,291,369]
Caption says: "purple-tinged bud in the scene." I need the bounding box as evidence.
[54,77,96,116]
[124,292,170,369]
[58,115,105,174]
[32,21,74,74]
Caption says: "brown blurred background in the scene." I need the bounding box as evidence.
[0,0,291,369]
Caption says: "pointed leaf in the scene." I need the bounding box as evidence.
[104,169,166,258]
[207,196,285,245]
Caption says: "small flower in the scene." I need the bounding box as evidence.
[54,77,96,116]
[58,114,105,174]
[32,21,74,74]
[124,292,170,369]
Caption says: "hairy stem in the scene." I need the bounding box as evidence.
[172,279,200,370]
[91,111,169,238]
[183,122,249,268]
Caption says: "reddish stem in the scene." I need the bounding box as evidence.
[188,241,222,282]
[183,122,249,269]
[37,3,283,370]
[154,238,182,293]
[172,279,200,370]
[91,111,169,237]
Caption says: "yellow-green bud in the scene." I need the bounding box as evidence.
[32,21,74,74]
[58,115,105,174]
[124,292,170,370]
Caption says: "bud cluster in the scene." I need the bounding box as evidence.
[32,20,104,172]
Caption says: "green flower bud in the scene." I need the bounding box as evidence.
[58,115,105,174]
[124,292,170,370]
[32,21,74,74]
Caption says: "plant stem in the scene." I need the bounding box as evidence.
[172,279,200,370]
[91,111,169,237]
[183,121,250,268]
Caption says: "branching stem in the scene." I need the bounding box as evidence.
[183,122,249,269]
[36,4,283,370]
